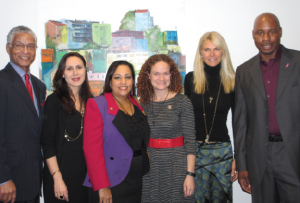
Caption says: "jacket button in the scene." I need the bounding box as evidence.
[110,157,114,160]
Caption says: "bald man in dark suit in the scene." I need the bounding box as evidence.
[234,13,300,203]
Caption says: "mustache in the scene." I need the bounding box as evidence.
[262,42,271,45]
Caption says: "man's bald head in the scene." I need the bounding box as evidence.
[253,13,281,30]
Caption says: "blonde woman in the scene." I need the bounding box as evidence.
[184,32,237,202]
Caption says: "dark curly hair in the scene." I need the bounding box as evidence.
[137,54,182,106]
[53,52,93,113]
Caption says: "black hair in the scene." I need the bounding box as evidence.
[102,60,136,96]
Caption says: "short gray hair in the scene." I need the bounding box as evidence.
[7,26,37,47]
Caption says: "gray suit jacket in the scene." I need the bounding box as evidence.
[0,63,46,201]
[233,46,300,186]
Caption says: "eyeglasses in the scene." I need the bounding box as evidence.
[11,43,37,51]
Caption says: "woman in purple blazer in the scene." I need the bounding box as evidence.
[83,61,150,203]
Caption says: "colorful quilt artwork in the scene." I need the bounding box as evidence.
[42,9,186,96]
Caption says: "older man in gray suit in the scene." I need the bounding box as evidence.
[234,13,300,203]
[0,26,46,203]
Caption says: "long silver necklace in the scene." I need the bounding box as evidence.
[151,89,169,127]
[202,82,221,143]
[112,94,133,115]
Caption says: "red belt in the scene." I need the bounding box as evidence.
[148,136,184,148]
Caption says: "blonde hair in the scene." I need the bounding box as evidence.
[193,31,235,94]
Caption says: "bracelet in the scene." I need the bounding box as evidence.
[52,170,60,176]
[186,171,196,177]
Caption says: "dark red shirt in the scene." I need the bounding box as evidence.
[260,45,282,136]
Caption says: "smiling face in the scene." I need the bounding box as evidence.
[110,64,133,98]
[63,56,86,91]
[149,61,171,91]
[6,32,36,72]
[201,40,223,67]
[252,13,282,61]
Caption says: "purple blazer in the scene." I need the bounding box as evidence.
[83,93,150,190]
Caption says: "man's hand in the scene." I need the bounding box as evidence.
[0,180,16,203]
[238,171,251,194]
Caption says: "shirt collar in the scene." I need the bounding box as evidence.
[10,61,31,79]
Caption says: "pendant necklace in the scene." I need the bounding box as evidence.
[113,94,133,115]
[207,78,220,104]
[151,89,169,127]
[203,82,221,143]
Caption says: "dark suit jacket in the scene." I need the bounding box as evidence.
[0,63,46,201]
[233,46,300,186]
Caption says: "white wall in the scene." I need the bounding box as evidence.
[0,0,39,76]
[1,0,300,202]
[185,0,300,72]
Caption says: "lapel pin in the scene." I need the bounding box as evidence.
[285,63,289,68]
[168,105,172,109]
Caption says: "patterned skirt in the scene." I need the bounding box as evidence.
[195,142,233,203]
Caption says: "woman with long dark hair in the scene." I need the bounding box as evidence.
[83,61,150,203]
[41,52,93,202]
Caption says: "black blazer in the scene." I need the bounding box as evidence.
[0,63,46,201]
[233,46,300,186]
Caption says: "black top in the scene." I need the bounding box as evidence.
[122,105,146,151]
[41,93,87,178]
[111,105,146,202]
[41,93,88,202]
[184,63,234,142]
